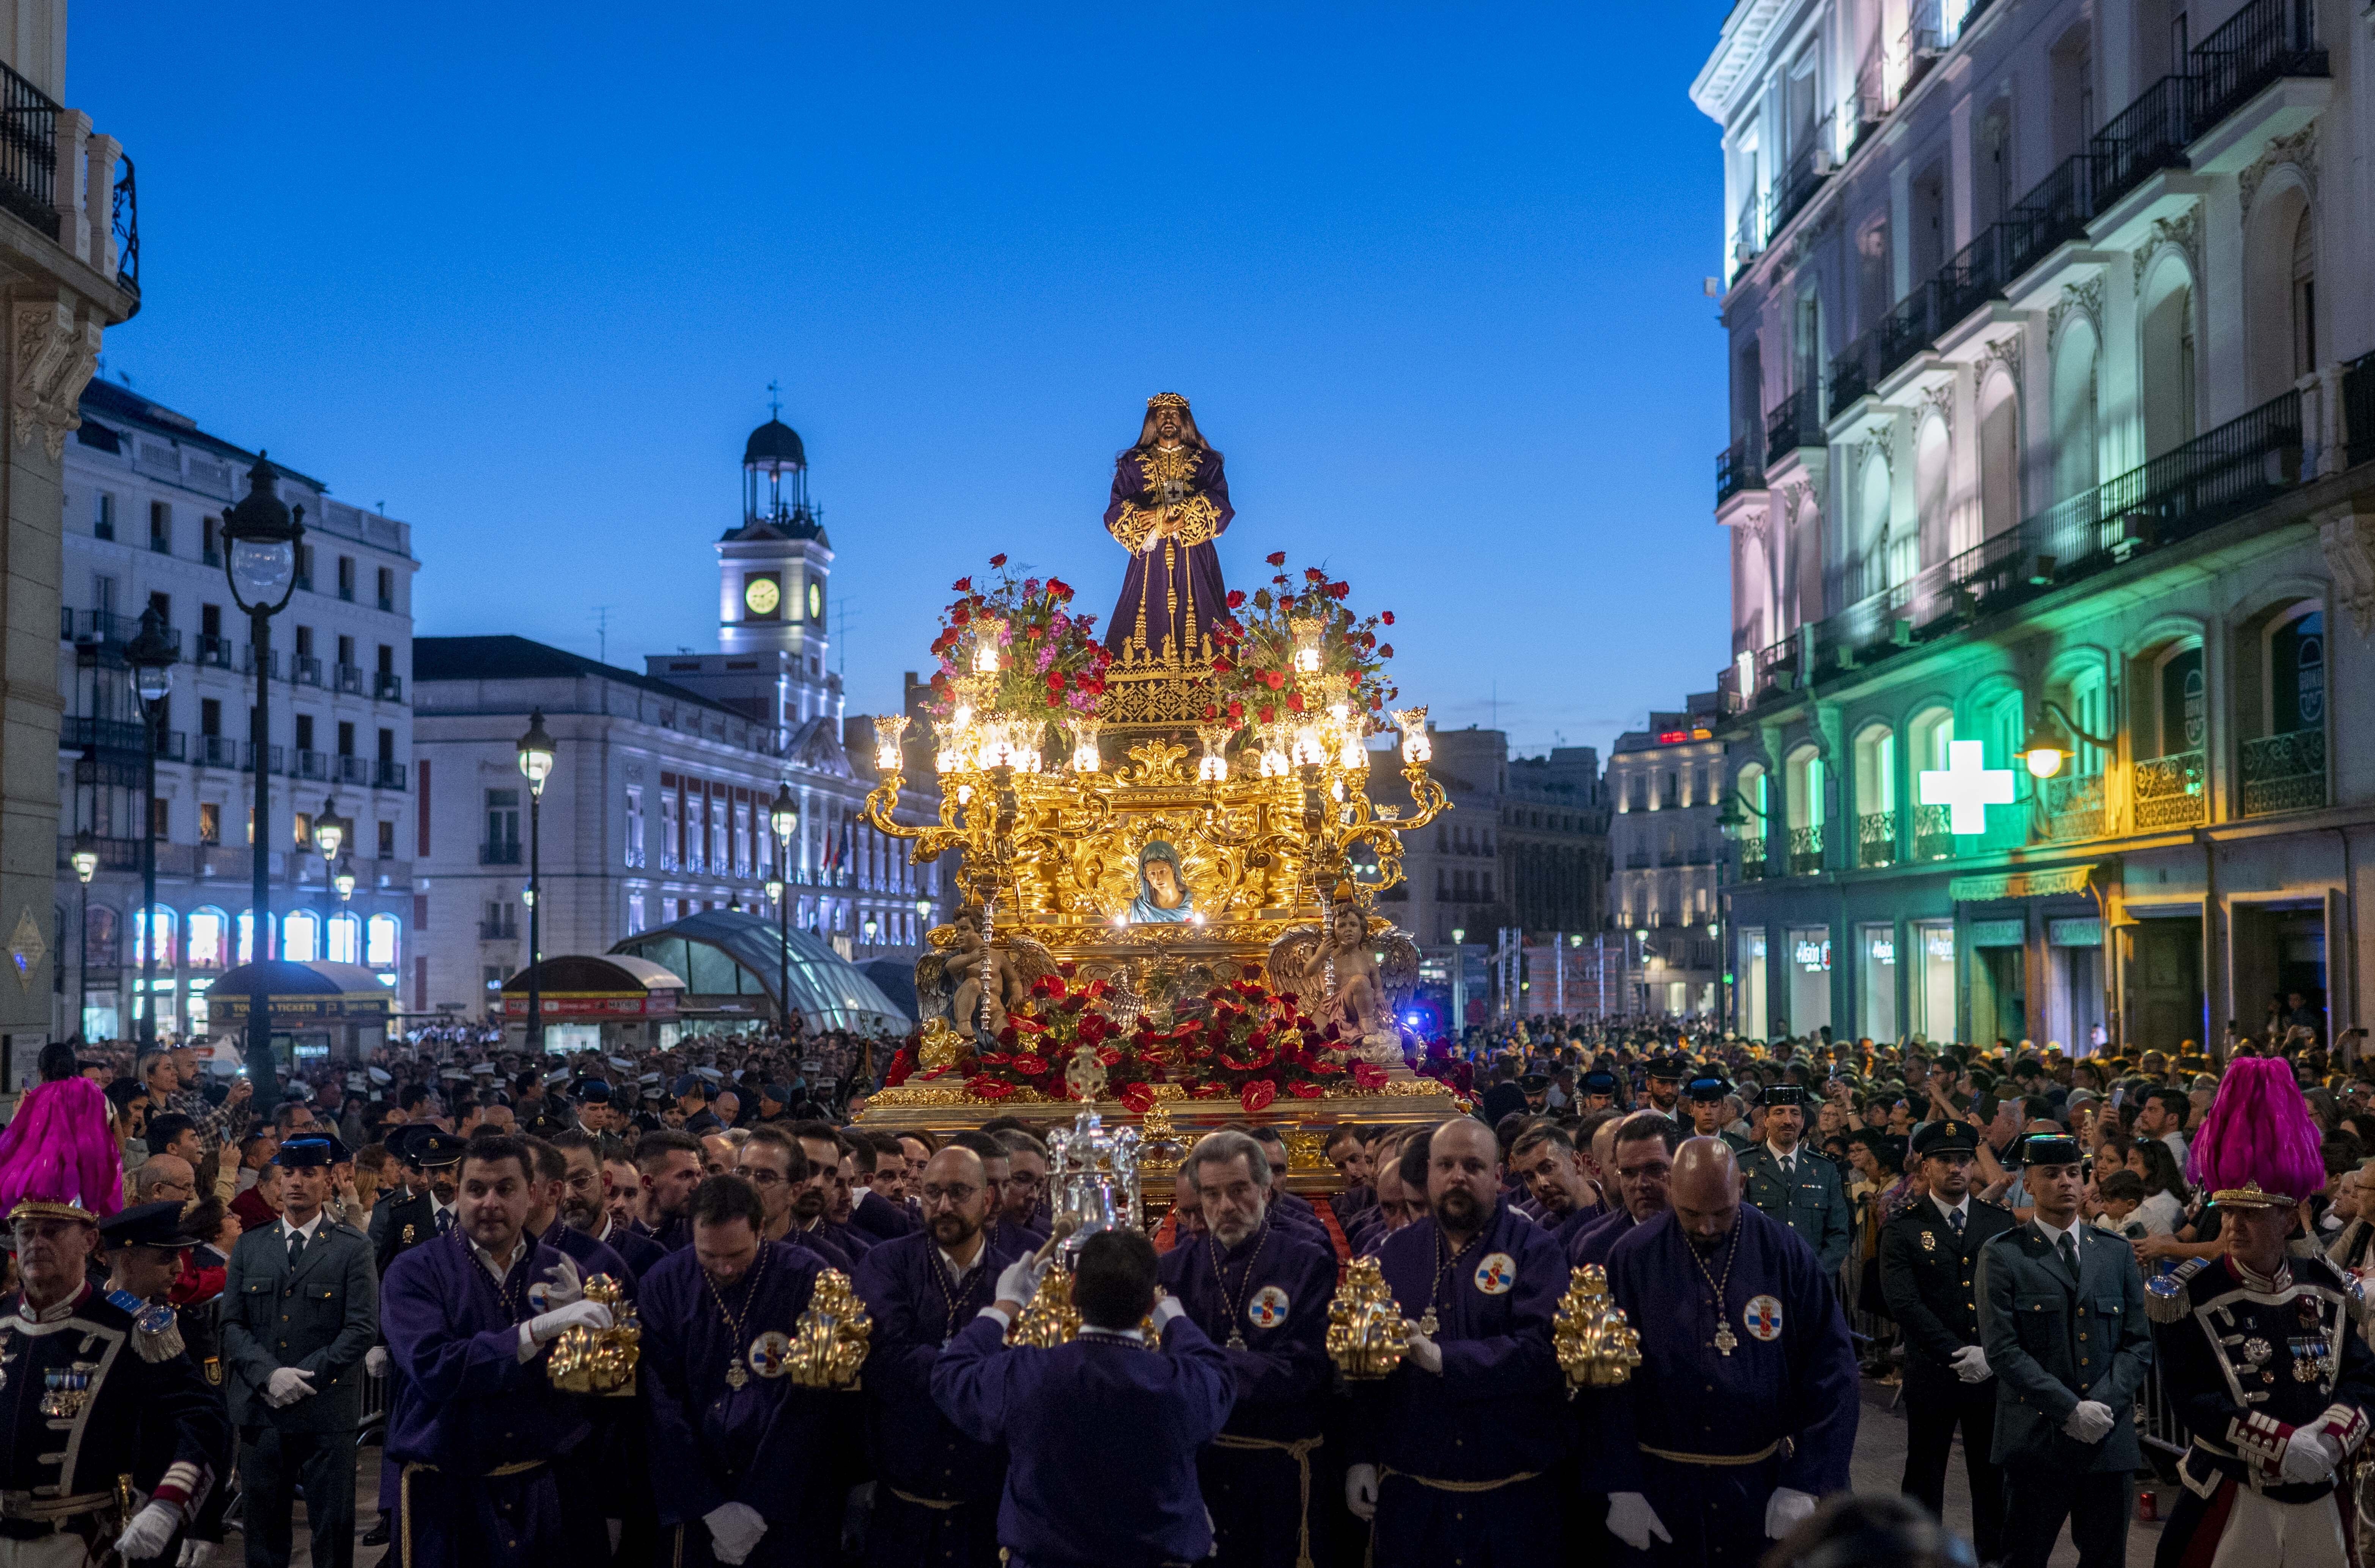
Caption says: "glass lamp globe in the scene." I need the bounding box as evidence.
[770,782,798,841]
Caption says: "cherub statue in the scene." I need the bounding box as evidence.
[1268,881,1412,1070]
[914,903,1055,1041]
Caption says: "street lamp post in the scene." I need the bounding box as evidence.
[220,454,305,1095]
[313,795,348,954]
[769,782,799,1034]
[516,710,555,1053]
[127,606,176,1050]
[69,831,96,1041]
[1450,925,1466,1042]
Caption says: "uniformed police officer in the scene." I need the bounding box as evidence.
[1975,1132,2152,1568]
[1682,1078,1749,1152]
[374,1125,464,1274]
[221,1136,380,1568]
[1738,1086,1851,1278]
[1878,1120,2014,1563]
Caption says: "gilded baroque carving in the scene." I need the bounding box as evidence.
[11,298,100,462]
[2319,506,2375,637]
[2241,124,2318,217]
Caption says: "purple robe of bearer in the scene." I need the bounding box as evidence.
[379,1228,594,1567]
[640,1240,841,1568]
[852,1229,1026,1568]
[1157,1220,1338,1568]
[1351,1197,1570,1568]
[933,1302,1235,1568]
[542,1221,636,1293]
[1567,1205,1640,1270]
[1596,1205,1859,1568]
[1103,394,1233,667]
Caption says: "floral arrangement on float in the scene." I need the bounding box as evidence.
[881,970,1390,1116]
[919,555,1115,771]
[1197,554,1398,774]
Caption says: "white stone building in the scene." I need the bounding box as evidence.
[1697,0,2375,1049]
[1607,696,1729,1016]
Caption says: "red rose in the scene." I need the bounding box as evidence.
[1241,1080,1278,1115]
[1119,1082,1156,1115]
[1286,691,1304,713]
[1381,611,1395,625]
[1286,1080,1324,1099]
[1262,671,1285,691]
[952,577,972,592]
[1266,551,1287,567]
[989,553,1008,568]
[1304,567,1327,583]
[1210,657,1232,674]
[1328,581,1349,599]
[1379,644,1394,658]
[997,1024,1019,1046]
[1226,589,1246,609]
[952,603,971,625]
[1258,706,1274,724]
[1227,701,1245,721]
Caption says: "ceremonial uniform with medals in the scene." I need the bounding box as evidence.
[640,1239,844,1566]
[1878,1122,2015,1563]
[2145,1059,2375,1568]
[1974,1133,2152,1568]
[1737,1090,1852,1278]
[380,1226,596,1567]
[852,1229,1026,1568]
[220,1138,379,1568]
[1348,1197,1569,1568]
[1157,1218,1336,1568]
[1596,1203,1859,1567]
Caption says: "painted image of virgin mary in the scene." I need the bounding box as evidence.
[1126,840,1194,924]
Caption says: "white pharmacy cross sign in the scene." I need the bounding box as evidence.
[1918,740,2015,834]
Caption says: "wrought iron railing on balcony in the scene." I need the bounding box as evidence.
[1625,853,1650,870]
[334,663,363,695]
[58,834,140,874]
[241,742,285,775]
[296,749,328,781]
[293,655,323,687]
[2239,727,2324,817]
[60,715,144,754]
[194,735,235,768]
[1788,825,1825,877]
[1765,387,1825,468]
[1737,837,1770,881]
[1829,330,1880,413]
[110,155,137,296]
[376,760,408,791]
[1912,803,1955,861]
[2192,0,2323,133]
[375,671,406,702]
[2093,74,2194,212]
[2344,351,2375,470]
[2040,772,2105,841]
[195,633,233,669]
[1764,143,1831,242]
[1856,810,1896,868]
[1717,441,1764,506]
[479,920,519,941]
[2134,750,2208,830]
[0,60,57,234]
[338,755,371,786]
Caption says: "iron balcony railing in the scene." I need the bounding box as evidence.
[376,760,407,790]
[338,755,370,786]
[1736,837,1771,881]
[1717,441,1765,506]
[1912,803,1955,861]
[111,155,136,296]
[194,735,235,768]
[1829,331,1880,412]
[1765,387,1826,468]
[374,671,405,702]
[1788,825,1825,877]
[241,742,285,775]
[1856,811,1896,868]
[296,749,328,781]
[61,715,144,754]
[2192,0,2323,132]
[1765,143,1830,241]
[2040,773,2106,841]
[293,655,323,687]
[0,59,56,234]
[194,633,233,669]
[2239,728,2324,817]
[58,834,140,873]
[2344,351,2375,469]
[2093,74,2194,211]
[478,920,518,941]
[2134,750,2208,830]
[334,663,363,695]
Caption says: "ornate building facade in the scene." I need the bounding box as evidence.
[1607,696,1729,1017]
[1699,0,2375,1050]
[0,0,141,1074]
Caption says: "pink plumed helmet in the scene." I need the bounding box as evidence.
[0,1076,123,1224]
[2186,1056,2324,1208]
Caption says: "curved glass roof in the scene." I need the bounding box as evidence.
[610,909,910,1034]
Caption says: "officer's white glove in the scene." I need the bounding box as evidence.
[1400,1326,1444,1375]
[364,1345,390,1378]
[2062,1400,2115,1444]
[2281,1427,2341,1485]
[264,1367,317,1406]
[703,1500,768,1565]
[1764,1487,1818,1539]
[1606,1492,1671,1551]
[535,1259,584,1310]
[112,1502,179,1560]
[527,1299,613,1345]
[1344,1464,1378,1522]
[1948,1344,1990,1384]
[994,1255,1048,1310]
[178,1540,216,1568]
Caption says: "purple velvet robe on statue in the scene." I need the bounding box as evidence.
[1103,443,1232,666]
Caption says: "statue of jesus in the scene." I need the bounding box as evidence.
[1104,393,1232,666]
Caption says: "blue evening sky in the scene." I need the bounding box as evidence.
[70,3,1729,761]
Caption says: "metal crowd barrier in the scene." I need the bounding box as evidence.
[356,1369,390,1448]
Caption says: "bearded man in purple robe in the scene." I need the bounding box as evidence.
[1104,393,1233,666]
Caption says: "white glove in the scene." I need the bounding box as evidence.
[994,1255,1047,1309]
[535,1259,584,1310]
[2062,1400,2115,1444]
[2281,1427,2341,1485]
[527,1299,614,1345]
[113,1502,179,1560]
[364,1345,389,1378]
[178,1541,216,1568]
[1948,1344,1991,1384]
[1401,1327,1444,1376]
[1344,1464,1378,1522]
[703,1500,768,1566]
[1606,1492,1672,1551]
[264,1367,317,1406]
[1764,1486,1818,1539]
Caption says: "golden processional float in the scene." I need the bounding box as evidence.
[852,394,1466,1193]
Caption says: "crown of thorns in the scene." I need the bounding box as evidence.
[1146,392,1189,410]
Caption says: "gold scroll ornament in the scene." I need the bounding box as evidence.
[788,1269,874,1389]
[1008,1268,1082,1349]
[1324,1256,1408,1379]
[548,1276,641,1396]
[1552,1265,1640,1390]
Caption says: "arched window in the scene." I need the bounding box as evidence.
[1857,451,1893,597]
[134,906,176,967]
[1916,413,1952,561]
[1735,761,1771,872]
[1852,723,1897,866]
[2139,267,2196,459]
[2153,642,2207,758]
[326,911,361,965]
[282,910,321,964]
[2237,604,2328,817]
[366,913,402,968]
[186,907,230,970]
[1786,745,1826,874]
[2292,207,2317,380]
[2052,318,2100,500]
[1978,369,2020,539]
[235,910,275,965]
[1909,707,1956,858]
[2244,184,2312,403]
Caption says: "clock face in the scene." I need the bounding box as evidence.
[808,581,823,622]
[744,576,781,616]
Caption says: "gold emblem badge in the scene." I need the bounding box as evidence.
[402,1223,417,1244]
[1920,1230,1937,1252]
